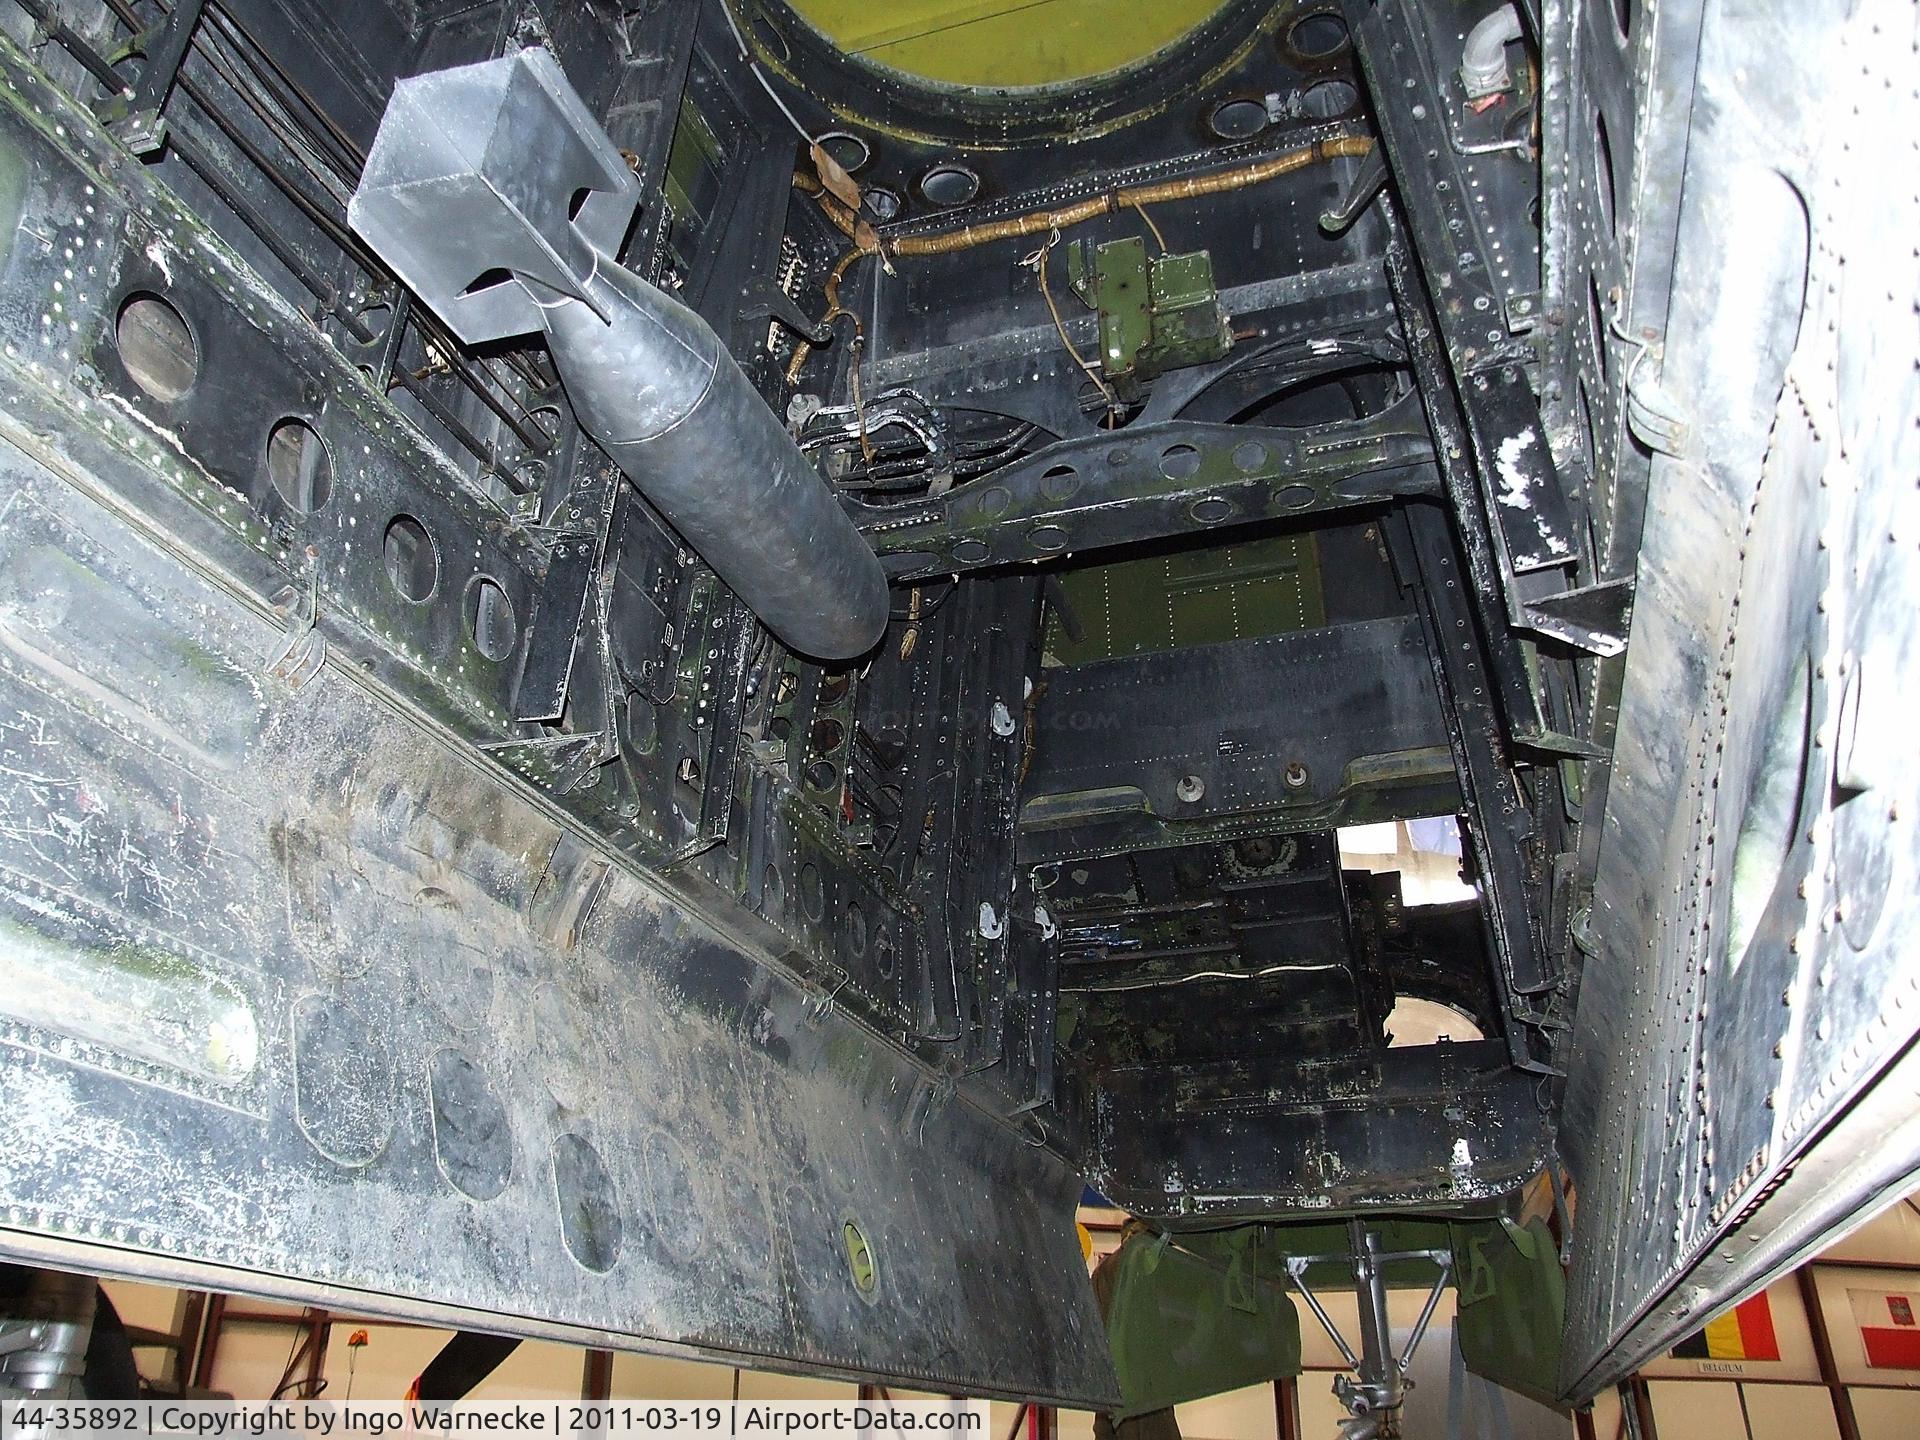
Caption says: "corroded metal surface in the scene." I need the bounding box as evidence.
[1558,0,1920,1395]
[0,434,1112,1402]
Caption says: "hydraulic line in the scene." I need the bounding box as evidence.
[796,136,1374,257]
[790,137,1375,406]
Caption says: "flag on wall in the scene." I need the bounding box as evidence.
[1671,1293,1781,1362]
[1850,1287,1920,1368]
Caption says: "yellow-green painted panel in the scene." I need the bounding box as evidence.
[786,0,1230,89]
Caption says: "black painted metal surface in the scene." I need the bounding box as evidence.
[0,0,1909,1405]
[0,390,1113,1405]
[1022,616,1453,855]
[0,9,1111,1399]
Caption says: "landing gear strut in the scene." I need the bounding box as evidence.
[1285,1222,1452,1440]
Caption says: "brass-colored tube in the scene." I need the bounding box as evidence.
[785,246,867,386]
[888,136,1374,256]
[784,136,1375,385]
[892,193,1114,256]
[819,192,864,241]
[1122,135,1374,204]
[791,136,1374,259]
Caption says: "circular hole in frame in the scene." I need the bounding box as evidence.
[1160,442,1203,479]
[810,717,845,755]
[919,163,980,207]
[749,11,790,63]
[382,514,438,602]
[1190,496,1233,524]
[1594,106,1618,234]
[1029,525,1069,553]
[468,576,518,662]
[798,862,825,922]
[266,417,333,513]
[1209,98,1268,141]
[1039,464,1081,500]
[1288,11,1350,59]
[817,131,870,172]
[843,1218,878,1298]
[116,293,197,402]
[1295,78,1359,119]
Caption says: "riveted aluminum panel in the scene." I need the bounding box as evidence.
[1557,0,1920,1396]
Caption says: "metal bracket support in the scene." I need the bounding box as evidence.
[1622,341,1689,458]
[1320,145,1390,235]
[1522,577,1635,658]
[512,537,598,723]
[94,0,205,156]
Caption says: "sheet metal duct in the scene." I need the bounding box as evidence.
[348,48,888,661]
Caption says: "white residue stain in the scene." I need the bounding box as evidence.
[144,236,174,285]
[1495,429,1537,510]
[97,390,237,498]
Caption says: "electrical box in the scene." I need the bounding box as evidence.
[1069,234,1232,393]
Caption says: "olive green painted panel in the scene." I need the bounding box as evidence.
[1102,1227,1302,1419]
[1454,1218,1566,1410]
[786,0,1228,89]
[1044,533,1326,665]
[1103,1218,1564,1415]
